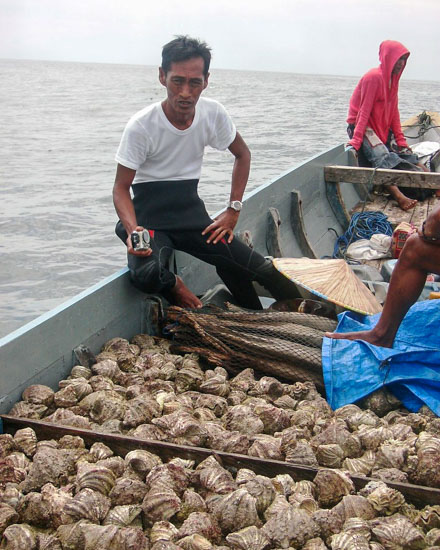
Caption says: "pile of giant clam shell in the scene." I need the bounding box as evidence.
[1,428,440,549]
[7,334,440,489]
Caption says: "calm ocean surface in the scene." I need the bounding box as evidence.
[1,59,438,337]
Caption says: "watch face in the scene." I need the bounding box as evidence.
[230,200,242,211]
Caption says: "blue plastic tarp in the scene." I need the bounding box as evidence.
[322,299,440,416]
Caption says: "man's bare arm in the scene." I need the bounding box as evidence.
[202,132,251,244]
[113,163,152,256]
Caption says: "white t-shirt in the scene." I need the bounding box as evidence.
[115,97,236,185]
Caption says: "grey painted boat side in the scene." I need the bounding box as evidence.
[0,143,351,414]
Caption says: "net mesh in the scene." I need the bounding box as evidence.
[163,304,338,393]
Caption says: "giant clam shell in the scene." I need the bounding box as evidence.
[8,401,47,419]
[13,428,38,457]
[1,523,36,550]
[103,504,142,527]
[177,511,221,543]
[314,469,355,507]
[212,488,260,533]
[75,463,116,495]
[142,488,182,523]
[124,449,163,477]
[63,488,111,523]
[254,404,290,435]
[21,385,54,406]
[89,442,113,461]
[414,436,440,488]
[261,506,320,549]
[226,526,270,550]
[109,477,148,505]
[366,484,406,515]
[222,406,264,436]
[248,434,283,461]
[0,434,14,458]
[285,440,319,467]
[176,489,207,522]
[329,531,371,549]
[243,475,275,514]
[315,444,344,468]
[0,503,19,535]
[150,520,179,544]
[123,395,160,428]
[44,408,92,429]
[91,359,123,382]
[370,515,426,549]
[199,375,230,397]
[178,534,213,550]
[343,450,376,476]
[193,463,237,497]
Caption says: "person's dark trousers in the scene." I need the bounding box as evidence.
[127,229,300,309]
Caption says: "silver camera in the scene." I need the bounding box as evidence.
[131,229,150,251]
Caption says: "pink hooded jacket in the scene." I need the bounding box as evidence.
[347,40,410,151]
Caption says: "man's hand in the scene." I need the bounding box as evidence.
[126,225,153,256]
[397,145,413,153]
[202,210,239,244]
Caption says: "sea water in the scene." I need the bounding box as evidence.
[0,59,438,337]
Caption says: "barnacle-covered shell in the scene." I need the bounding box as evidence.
[22,385,54,406]
[177,511,222,543]
[123,396,160,428]
[254,404,290,435]
[8,401,48,419]
[248,434,283,461]
[314,469,355,507]
[13,428,38,457]
[374,440,410,471]
[212,488,260,533]
[222,405,264,435]
[261,506,320,549]
[103,504,142,527]
[310,421,362,458]
[370,515,426,549]
[226,526,271,550]
[63,487,111,523]
[109,477,148,505]
[44,408,92,429]
[176,489,207,522]
[79,390,126,423]
[285,440,319,467]
[264,494,291,521]
[75,462,116,495]
[1,523,37,550]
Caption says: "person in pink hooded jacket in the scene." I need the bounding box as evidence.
[346,40,427,211]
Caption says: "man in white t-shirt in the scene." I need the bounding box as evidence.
[113,35,299,309]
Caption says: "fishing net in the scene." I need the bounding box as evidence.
[164,304,338,394]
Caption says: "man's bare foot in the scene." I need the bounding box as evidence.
[324,329,394,348]
[396,196,417,211]
[170,276,202,309]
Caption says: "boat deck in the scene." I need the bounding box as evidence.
[350,192,440,272]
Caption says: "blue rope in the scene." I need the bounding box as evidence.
[333,211,393,258]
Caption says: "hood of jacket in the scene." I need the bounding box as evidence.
[379,40,410,89]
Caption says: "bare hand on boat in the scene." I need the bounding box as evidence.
[202,209,240,244]
[126,226,153,256]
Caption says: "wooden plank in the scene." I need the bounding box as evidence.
[325,166,440,189]
[2,415,440,508]
[290,191,318,258]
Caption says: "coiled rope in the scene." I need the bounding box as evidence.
[333,211,393,259]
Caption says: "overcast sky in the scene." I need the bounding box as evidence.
[1,0,439,80]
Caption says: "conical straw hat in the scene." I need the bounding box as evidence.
[273,258,382,316]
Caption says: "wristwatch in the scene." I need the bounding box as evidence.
[227,200,243,212]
